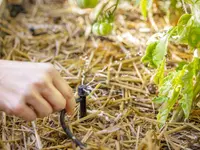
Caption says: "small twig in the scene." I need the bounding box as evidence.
[32,121,43,149]
[71,111,100,126]
[166,125,188,135]
[135,126,140,150]
[181,0,188,14]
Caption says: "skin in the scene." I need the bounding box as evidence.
[0,60,76,121]
[0,0,75,121]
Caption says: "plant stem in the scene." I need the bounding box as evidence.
[112,0,120,14]
[170,106,184,122]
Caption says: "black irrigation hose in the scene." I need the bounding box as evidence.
[60,109,86,149]
[60,85,88,149]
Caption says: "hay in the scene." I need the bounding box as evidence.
[0,0,200,149]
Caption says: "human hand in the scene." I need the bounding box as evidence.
[0,60,76,121]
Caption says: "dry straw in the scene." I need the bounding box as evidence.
[0,0,199,149]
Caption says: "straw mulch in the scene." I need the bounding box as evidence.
[0,1,200,149]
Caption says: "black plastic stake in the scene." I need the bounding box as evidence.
[78,85,87,118]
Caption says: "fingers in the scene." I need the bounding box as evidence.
[10,104,37,121]
[50,70,76,115]
[24,69,75,119]
[27,75,65,116]
[39,82,66,112]
[25,89,53,118]
[0,61,76,122]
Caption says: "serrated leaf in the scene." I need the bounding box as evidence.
[141,41,158,68]
[176,15,193,45]
[142,27,176,69]
[152,35,169,68]
[159,72,176,97]
[156,69,186,125]
[154,58,165,85]
[157,87,181,124]
[141,35,169,68]
[180,91,193,118]
[179,64,194,118]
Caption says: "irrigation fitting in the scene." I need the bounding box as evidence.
[77,85,87,118]
[60,85,89,149]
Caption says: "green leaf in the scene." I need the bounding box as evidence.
[177,14,192,26]
[176,15,193,45]
[152,35,169,68]
[153,96,168,104]
[188,26,200,48]
[179,64,194,119]
[157,86,181,124]
[142,27,176,69]
[154,58,166,85]
[159,72,176,97]
[180,91,193,119]
[176,61,188,71]
[157,109,169,124]
[178,58,200,119]
[156,68,186,125]
[141,35,169,68]
[177,26,190,44]
[141,41,158,68]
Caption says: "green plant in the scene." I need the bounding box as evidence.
[92,21,113,36]
[76,0,120,36]
[142,0,200,125]
[75,0,200,125]
[91,0,120,36]
[76,0,154,35]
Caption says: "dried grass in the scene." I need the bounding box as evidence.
[0,0,200,149]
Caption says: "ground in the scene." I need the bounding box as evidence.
[0,1,200,150]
